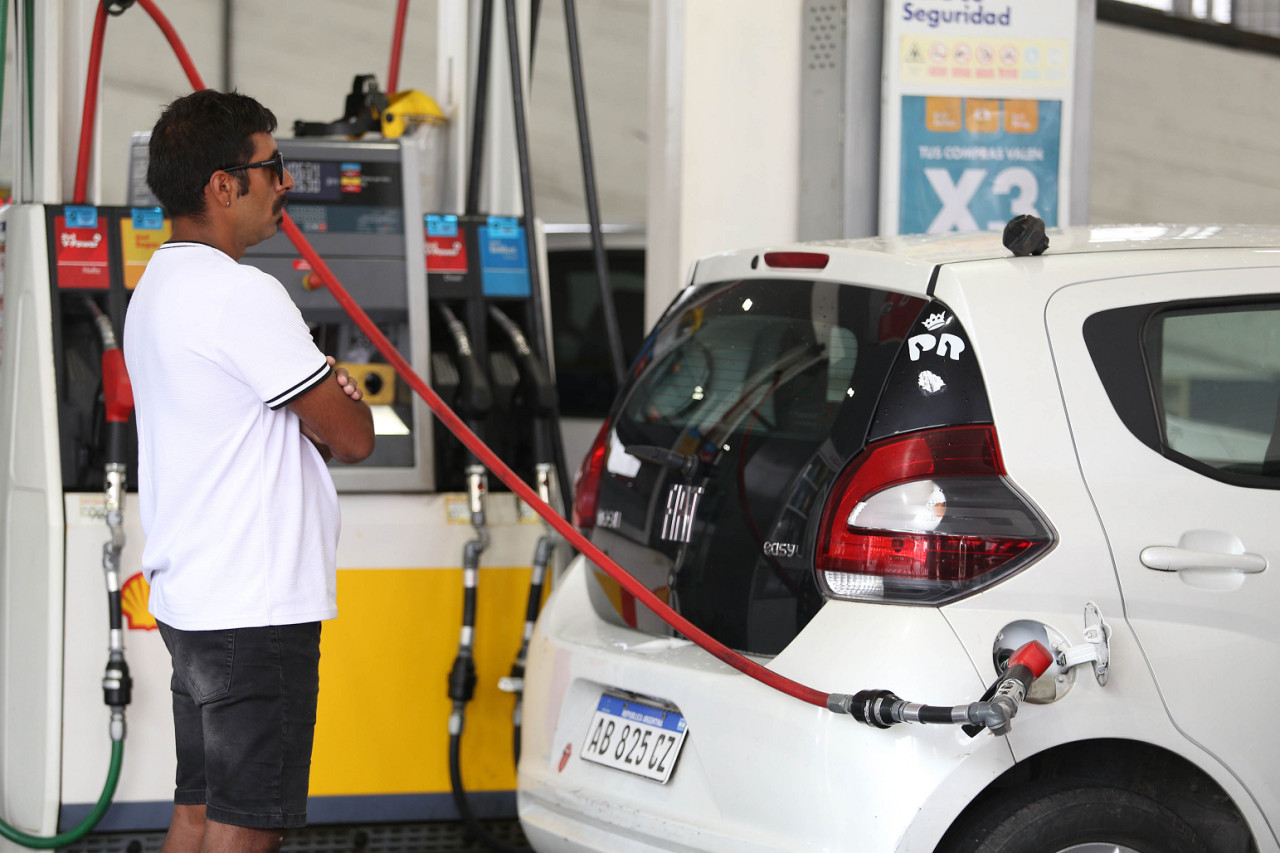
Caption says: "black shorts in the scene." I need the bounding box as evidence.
[157,621,322,829]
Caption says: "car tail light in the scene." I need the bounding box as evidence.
[573,419,611,530]
[815,425,1053,605]
[763,251,829,270]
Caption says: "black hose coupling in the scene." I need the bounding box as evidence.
[103,652,132,711]
[448,651,477,704]
[848,689,903,729]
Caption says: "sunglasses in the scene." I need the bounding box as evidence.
[221,151,285,185]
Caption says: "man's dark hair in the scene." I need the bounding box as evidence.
[146,89,277,219]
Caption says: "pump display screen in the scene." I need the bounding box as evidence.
[284,158,403,235]
[285,159,402,204]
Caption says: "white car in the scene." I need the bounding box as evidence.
[518,221,1280,853]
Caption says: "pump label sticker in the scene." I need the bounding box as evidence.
[131,206,165,230]
[427,214,459,237]
[340,162,363,193]
[65,205,99,229]
[120,211,172,289]
[445,494,472,524]
[425,214,468,273]
[479,217,530,297]
[55,214,110,289]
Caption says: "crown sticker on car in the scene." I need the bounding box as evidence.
[921,311,951,330]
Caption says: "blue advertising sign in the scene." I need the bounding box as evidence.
[479,216,530,297]
[898,95,1060,234]
[879,0,1082,234]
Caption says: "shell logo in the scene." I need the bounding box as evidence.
[121,572,157,630]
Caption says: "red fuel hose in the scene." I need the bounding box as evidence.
[134,0,206,90]
[387,0,411,95]
[73,0,206,204]
[279,214,832,710]
[72,2,108,204]
[126,0,833,712]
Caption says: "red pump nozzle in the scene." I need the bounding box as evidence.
[1008,639,1055,680]
[87,300,134,424]
[979,640,1053,736]
[102,348,134,424]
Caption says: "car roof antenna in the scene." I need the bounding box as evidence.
[1003,214,1050,257]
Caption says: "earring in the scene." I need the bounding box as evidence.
[225,201,230,207]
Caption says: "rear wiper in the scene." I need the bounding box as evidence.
[626,444,700,478]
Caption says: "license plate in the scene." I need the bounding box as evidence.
[580,693,688,783]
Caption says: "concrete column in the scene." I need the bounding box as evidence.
[645,0,805,323]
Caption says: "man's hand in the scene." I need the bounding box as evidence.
[329,356,363,402]
[293,356,376,464]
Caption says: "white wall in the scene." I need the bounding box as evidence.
[528,0,648,226]
[645,0,804,319]
[1090,21,1280,223]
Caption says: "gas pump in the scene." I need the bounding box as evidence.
[0,204,153,843]
[0,205,137,850]
[0,201,547,848]
[128,134,436,491]
[247,138,435,491]
[0,97,556,853]
[423,212,561,851]
[27,131,555,843]
[425,213,548,491]
[0,2,564,850]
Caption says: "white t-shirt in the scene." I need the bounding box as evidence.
[124,241,339,630]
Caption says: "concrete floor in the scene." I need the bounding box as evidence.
[62,819,531,853]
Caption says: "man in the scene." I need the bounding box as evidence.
[124,89,374,853]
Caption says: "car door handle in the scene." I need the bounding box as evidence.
[1139,546,1267,574]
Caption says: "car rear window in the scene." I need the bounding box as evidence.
[588,278,929,654]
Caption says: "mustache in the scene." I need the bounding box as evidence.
[273,197,288,214]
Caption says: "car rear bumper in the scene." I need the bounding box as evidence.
[517,556,1019,853]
